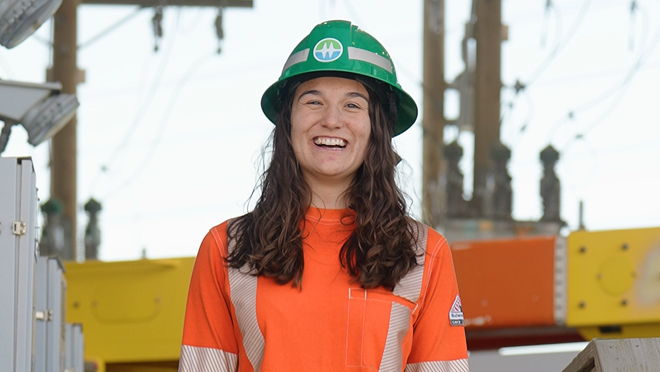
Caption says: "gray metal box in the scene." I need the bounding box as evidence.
[0,157,39,372]
[64,323,84,372]
[34,256,67,372]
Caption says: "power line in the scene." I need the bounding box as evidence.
[501,0,590,147]
[78,6,145,50]
[88,15,178,196]
[526,0,589,86]
[559,87,629,153]
[552,3,659,150]
[101,51,215,201]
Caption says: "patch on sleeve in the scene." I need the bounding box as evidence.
[449,295,464,326]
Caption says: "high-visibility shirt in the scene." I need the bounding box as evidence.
[179,208,469,372]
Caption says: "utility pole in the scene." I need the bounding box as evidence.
[472,0,502,214]
[50,0,253,260]
[50,0,80,261]
[422,0,445,229]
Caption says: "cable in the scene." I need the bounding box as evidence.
[526,0,588,86]
[540,0,563,50]
[549,2,656,148]
[78,7,145,50]
[629,0,638,51]
[180,7,206,34]
[507,90,536,149]
[499,0,563,147]
[565,6,649,115]
[88,15,178,196]
[560,87,629,153]
[101,51,216,201]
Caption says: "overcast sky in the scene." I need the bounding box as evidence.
[2,0,659,261]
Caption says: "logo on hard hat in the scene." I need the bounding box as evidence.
[313,38,343,62]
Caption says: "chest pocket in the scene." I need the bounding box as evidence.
[345,221,428,371]
[345,289,414,371]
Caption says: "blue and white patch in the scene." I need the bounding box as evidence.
[313,38,343,62]
[449,295,465,326]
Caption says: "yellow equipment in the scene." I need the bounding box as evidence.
[567,227,660,340]
[65,257,195,371]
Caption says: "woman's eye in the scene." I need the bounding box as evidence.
[346,103,361,109]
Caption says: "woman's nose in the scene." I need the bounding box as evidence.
[321,105,343,129]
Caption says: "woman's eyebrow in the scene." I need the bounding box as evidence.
[346,92,369,102]
[297,90,321,100]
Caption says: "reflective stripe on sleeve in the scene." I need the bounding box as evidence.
[405,359,470,372]
[179,345,238,372]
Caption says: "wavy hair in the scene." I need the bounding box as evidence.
[226,76,418,290]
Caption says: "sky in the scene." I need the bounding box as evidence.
[1,0,659,261]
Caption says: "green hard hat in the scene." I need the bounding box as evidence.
[261,20,418,137]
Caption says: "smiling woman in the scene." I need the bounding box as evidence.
[178,20,469,372]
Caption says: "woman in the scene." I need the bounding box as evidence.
[179,20,469,372]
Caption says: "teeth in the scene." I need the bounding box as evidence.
[314,137,346,147]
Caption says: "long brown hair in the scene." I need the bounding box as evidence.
[227,76,418,290]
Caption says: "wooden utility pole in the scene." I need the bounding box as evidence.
[472,0,502,213]
[51,0,80,261]
[50,0,252,260]
[422,0,445,229]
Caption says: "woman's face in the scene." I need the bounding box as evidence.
[290,76,371,191]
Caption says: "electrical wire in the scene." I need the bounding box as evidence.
[507,90,536,149]
[540,0,563,50]
[526,0,588,86]
[560,87,629,153]
[101,51,216,201]
[571,4,649,114]
[88,15,178,197]
[499,0,563,148]
[78,7,145,50]
[629,0,638,51]
[180,7,207,34]
[549,2,656,149]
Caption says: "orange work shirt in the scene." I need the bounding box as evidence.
[179,208,469,371]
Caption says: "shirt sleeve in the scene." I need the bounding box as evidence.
[179,223,240,372]
[405,229,470,372]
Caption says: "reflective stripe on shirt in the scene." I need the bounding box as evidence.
[179,345,238,372]
[405,359,470,372]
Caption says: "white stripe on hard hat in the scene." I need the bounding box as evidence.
[282,49,310,73]
[281,46,393,74]
[348,47,393,73]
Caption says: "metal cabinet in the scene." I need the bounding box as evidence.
[35,257,67,372]
[0,157,39,372]
[64,323,84,372]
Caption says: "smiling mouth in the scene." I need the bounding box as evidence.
[314,137,347,149]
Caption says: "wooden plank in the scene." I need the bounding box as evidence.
[563,338,660,372]
[562,341,596,372]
